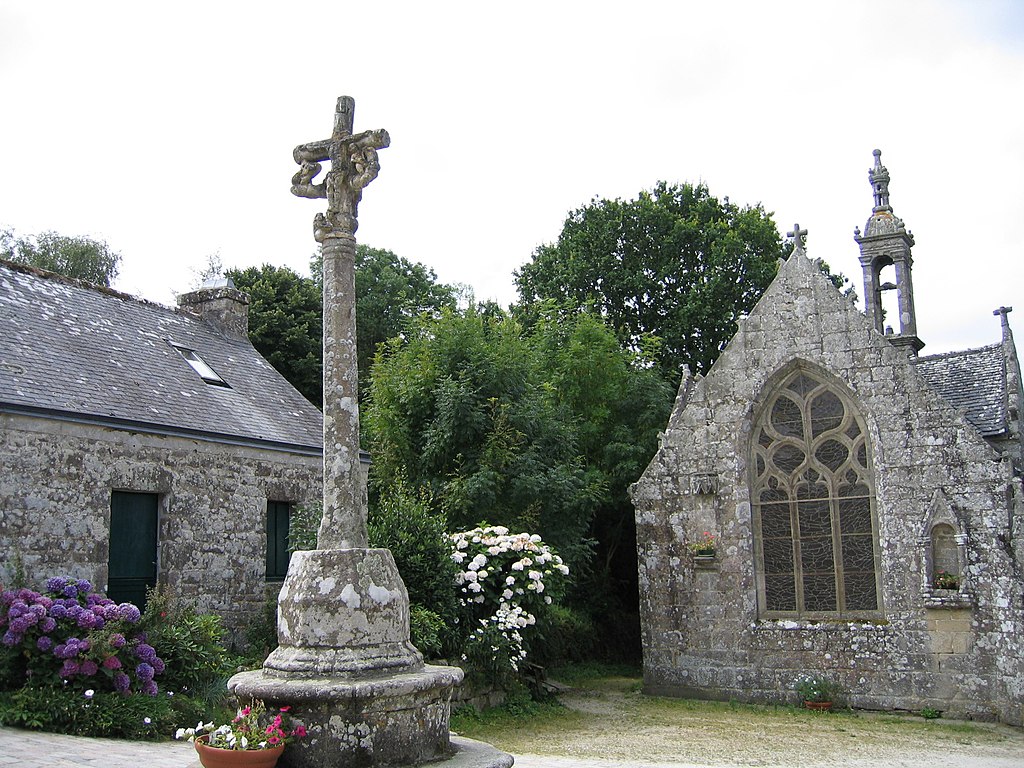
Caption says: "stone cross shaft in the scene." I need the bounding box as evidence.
[291,96,390,550]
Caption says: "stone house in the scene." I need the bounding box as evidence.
[0,261,325,634]
[631,152,1024,724]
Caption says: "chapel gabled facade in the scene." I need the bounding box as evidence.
[631,152,1024,724]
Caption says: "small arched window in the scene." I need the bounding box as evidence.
[751,369,881,617]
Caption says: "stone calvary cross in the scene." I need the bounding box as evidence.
[291,95,391,240]
[230,96,505,768]
[291,96,390,550]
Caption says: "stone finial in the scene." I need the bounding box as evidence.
[787,223,808,257]
[869,148,891,212]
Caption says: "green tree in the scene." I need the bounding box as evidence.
[350,246,456,394]
[227,264,323,405]
[364,306,601,573]
[365,305,674,662]
[514,182,783,385]
[1,228,121,286]
[531,308,673,658]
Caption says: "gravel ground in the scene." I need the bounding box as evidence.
[462,677,1024,768]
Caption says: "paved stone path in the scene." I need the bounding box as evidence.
[0,727,710,768]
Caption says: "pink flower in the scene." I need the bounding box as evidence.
[293,725,307,738]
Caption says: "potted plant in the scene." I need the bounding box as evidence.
[933,570,959,591]
[176,700,306,768]
[688,531,717,561]
[794,673,842,711]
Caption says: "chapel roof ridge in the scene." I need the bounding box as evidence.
[916,341,1002,363]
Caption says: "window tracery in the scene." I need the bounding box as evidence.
[752,369,881,617]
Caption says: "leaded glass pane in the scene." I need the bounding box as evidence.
[758,428,772,448]
[845,421,862,439]
[773,443,805,474]
[842,534,875,571]
[797,498,831,536]
[838,481,870,499]
[843,572,877,610]
[785,373,817,397]
[796,481,829,501]
[763,536,794,573]
[838,496,871,534]
[760,487,787,504]
[810,390,845,437]
[756,454,765,477]
[765,574,797,611]
[856,443,867,468]
[803,573,837,611]
[760,502,792,538]
[815,439,849,472]
[800,535,835,571]
[771,396,804,438]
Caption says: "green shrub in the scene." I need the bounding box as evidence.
[137,587,234,704]
[0,685,175,740]
[409,605,445,659]
[528,604,596,668]
[368,485,462,656]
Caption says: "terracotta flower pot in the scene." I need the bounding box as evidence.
[194,735,285,768]
[804,700,833,711]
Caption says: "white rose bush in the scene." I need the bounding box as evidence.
[450,525,569,686]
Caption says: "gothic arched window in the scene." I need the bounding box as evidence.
[751,369,881,617]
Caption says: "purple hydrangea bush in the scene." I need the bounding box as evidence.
[0,577,164,695]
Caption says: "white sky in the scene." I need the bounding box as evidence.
[1,0,1022,355]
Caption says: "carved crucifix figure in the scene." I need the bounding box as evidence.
[292,96,391,240]
[291,97,389,550]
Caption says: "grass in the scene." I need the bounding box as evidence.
[451,665,1023,765]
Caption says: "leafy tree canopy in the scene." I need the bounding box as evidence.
[227,263,324,405]
[227,246,455,406]
[514,182,783,385]
[1,228,121,286]
[364,304,672,591]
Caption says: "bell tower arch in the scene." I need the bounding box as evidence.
[854,149,924,356]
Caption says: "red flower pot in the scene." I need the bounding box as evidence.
[194,735,285,768]
[804,700,833,711]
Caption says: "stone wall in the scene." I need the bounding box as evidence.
[631,252,1024,725]
[0,411,321,636]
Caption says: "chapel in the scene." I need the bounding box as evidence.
[631,151,1024,724]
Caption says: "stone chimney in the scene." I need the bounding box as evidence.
[177,276,250,339]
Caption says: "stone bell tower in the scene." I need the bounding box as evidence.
[854,149,924,356]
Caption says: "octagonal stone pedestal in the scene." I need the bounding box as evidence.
[228,549,512,768]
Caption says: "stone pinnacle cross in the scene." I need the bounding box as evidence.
[291,96,390,550]
[788,223,808,256]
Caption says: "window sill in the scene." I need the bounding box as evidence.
[922,589,972,609]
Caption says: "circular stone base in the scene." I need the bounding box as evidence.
[445,736,515,768]
[229,665,465,768]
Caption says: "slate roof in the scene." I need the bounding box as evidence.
[0,261,323,453]
[913,343,1007,437]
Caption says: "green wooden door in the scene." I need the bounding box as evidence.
[108,491,158,609]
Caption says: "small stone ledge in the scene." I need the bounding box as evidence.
[922,590,973,609]
[751,619,892,633]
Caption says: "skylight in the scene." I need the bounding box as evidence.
[170,343,229,387]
